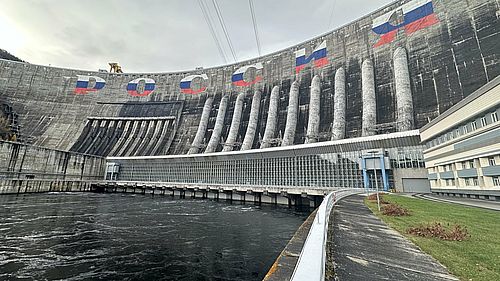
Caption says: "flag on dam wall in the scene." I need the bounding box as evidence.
[231,63,263,87]
[74,75,106,94]
[180,74,208,94]
[127,78,155,97]
[295,41,328,74]
[372,0,439,47]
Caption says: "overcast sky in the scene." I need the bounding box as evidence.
[0,0,394,73]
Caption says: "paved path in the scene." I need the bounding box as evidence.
[326,195,458,281]
[414,193,500,211]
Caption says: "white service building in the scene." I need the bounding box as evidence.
[420,76,500,200]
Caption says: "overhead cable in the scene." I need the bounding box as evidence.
[211,0,238,62]
[249,0,262,56]
[198,0,228,64]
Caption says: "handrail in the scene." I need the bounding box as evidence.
[291,188,364,281]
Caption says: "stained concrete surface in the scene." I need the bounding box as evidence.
[327,195,458,281]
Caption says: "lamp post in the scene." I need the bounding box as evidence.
[369,151,381,211]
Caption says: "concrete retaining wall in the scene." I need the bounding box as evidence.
[0,140,105,181]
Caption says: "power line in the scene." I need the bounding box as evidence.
[211,0,238,62]
[248,0,262,56]
[198,0,228,64]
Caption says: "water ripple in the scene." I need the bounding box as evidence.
[0,193,310,280]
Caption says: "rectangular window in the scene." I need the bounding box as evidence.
[468,160,475,169]
[488,157,496,166]
[492,112,498,123]
[481,117,487,127]
[471,121,477,131]
[493,177,500,186]
[455,129,460,138]
[463,125,468,134]
[473,177,479,186]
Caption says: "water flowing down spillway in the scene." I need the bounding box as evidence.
[0,193,310,280]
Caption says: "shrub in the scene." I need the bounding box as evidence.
[407,222,469,241]
[381,203,411,216]
[367,193,389,204]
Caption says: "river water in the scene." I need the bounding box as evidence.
[0,193,310,281]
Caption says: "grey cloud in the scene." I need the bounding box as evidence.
[0,0,394,72]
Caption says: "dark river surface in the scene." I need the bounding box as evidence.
[0,193,310,281]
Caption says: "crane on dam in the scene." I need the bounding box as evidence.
[109,62,123,73]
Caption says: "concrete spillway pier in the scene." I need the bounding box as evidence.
[205,95,229,153]
[188,97,214,154]
[90,181,323,208]
[282,81,299,146]
[362,59,376,137]
[222,92,245,152]
[306,75,321,144]
[331,68,346,140]
[241,90,261,151]
[394,47,414,132]
[261,86,280,149]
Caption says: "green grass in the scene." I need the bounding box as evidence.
[365,194,500,281]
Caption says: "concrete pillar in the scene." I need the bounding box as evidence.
[306,75,321,143]
[362,59,376,136]
[188,97,213,154]
[241,90,261,150]
[393,47,414,131]
[222,93,245,152]
[205,95,229,153]
[331,67,346,140]
[282,81,299,146]
[260,86,280,149]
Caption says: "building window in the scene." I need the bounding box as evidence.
[488,157,496,166]
[465,177,478,186]
[455,129,460,138]
[481,117,487,127]
[493,177,500,186]
[463,125,468,134]
[492,112,498,123]
[471,121,477,131]
[463,160,475,169]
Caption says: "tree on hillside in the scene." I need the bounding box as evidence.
[0,49,24,62]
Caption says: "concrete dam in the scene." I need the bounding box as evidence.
[0,0,498,158]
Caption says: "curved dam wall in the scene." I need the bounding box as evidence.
[0,0,498,156]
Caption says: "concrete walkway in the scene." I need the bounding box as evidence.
[326,195,458,281]
[414,193,500,211]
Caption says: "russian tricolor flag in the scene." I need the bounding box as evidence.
[231,63,263,87]
[127,78,155,97]
[180,74,208,94]
[295,40,328,74]
[74,75,105,94]
[372,0,439,47]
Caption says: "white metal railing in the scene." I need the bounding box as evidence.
[291,188,364,281]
